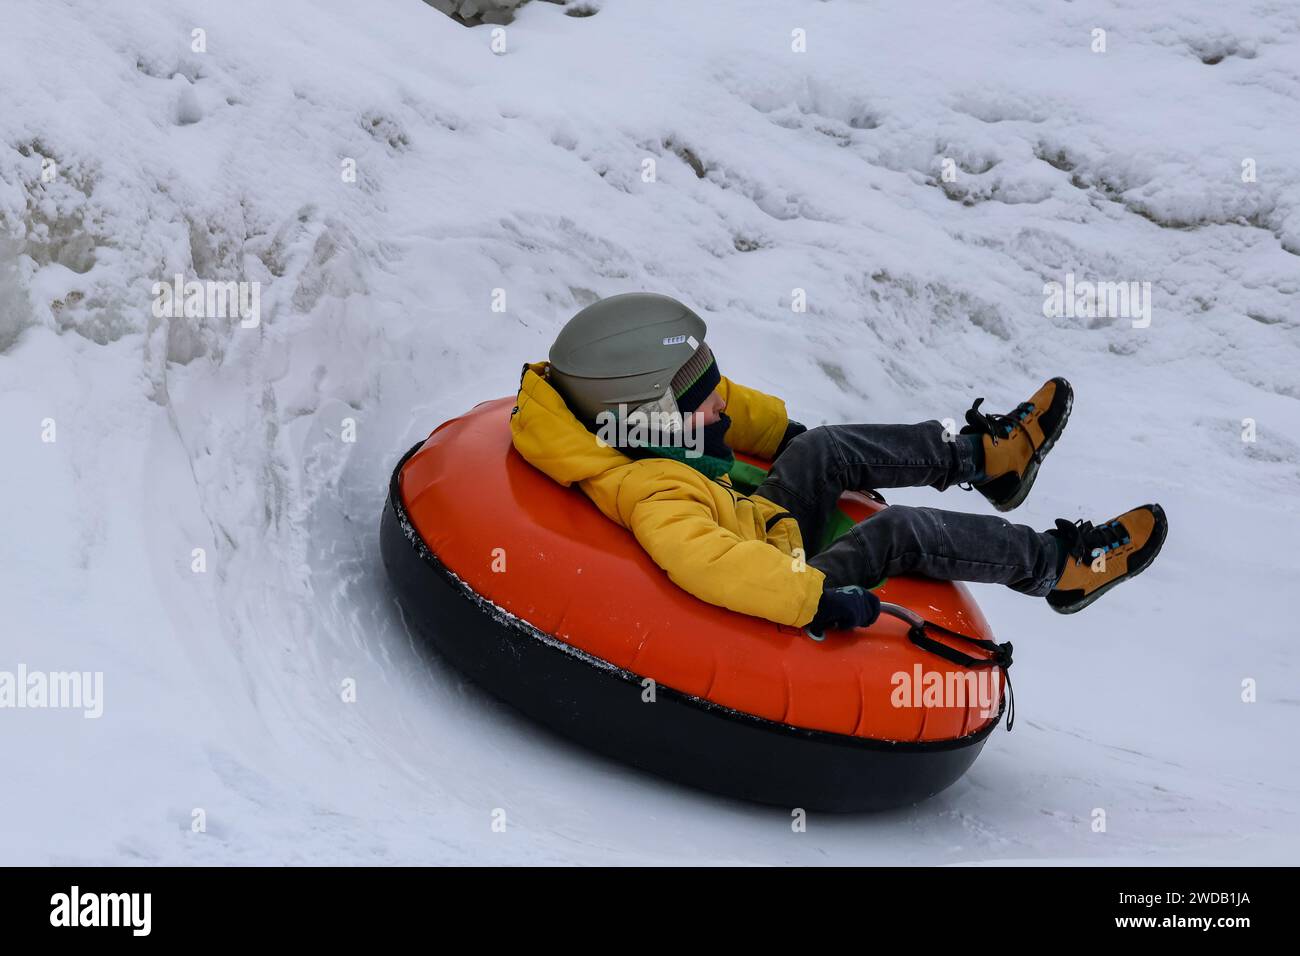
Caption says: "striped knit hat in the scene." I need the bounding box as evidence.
[669,340,720,413]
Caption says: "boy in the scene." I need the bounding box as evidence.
[509,293,1167,634]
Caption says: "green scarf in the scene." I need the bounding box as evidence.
[633,446,770,492]
[619,414,745,483]
[637,443,735,481]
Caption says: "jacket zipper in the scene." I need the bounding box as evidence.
[712,477,793,534]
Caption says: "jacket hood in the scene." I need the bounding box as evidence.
[510,361,633,487]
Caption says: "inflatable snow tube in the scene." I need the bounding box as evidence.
[381,397,1009,812]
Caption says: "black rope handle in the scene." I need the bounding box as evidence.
[802,603,1016,731]
[885,603,1015,732]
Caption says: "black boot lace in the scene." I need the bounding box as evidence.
[963,396,1034,446]
[1053,518,1130,562]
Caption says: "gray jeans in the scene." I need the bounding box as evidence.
[753,423,1062,596]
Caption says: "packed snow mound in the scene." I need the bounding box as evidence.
[1,0,1297,864]
[423,0,536,28]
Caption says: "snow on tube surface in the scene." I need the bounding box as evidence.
[381,397,1009,812]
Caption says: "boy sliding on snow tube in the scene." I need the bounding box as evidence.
[510,293,1168,635]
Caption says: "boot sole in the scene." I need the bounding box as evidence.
[1048,504,1168,615]
[990,378,1073,513]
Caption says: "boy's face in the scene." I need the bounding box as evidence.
[691,390,727,427]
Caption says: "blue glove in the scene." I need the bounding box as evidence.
[809,585,881,635]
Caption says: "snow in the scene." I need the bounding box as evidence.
[1,0,1298,863]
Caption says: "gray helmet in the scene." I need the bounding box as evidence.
[548,293,709,424]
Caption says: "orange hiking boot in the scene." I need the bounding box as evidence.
[961,377,1073,512]
[1046,504,1168,614]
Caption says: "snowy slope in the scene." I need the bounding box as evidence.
[1,0,1297,864]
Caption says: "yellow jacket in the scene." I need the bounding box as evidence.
[509,361,826,627]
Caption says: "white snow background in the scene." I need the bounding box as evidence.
[1,0,1298,864]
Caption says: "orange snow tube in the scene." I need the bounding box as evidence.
[381,397,1011,811]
